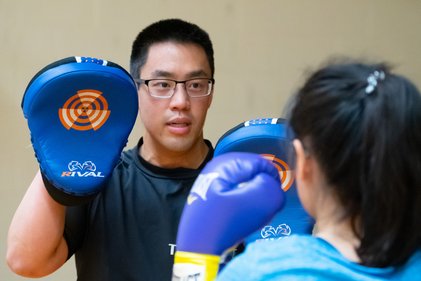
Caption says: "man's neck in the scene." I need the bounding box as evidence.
[139,138,209,169]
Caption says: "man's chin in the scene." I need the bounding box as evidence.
[164,135,202,152]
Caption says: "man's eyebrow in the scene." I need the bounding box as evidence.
[149,70,172,78]
[186,70,210,78]
[149,69,210,79]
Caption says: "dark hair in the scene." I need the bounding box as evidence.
[287,59,421,267]
[130,18,214,80]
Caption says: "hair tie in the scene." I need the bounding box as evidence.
[365,70,385,95]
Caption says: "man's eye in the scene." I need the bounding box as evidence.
[159,82,170,88]
[151,81,172,88]
[188,81,206,90]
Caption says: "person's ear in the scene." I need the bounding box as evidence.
[293,139,309,183]
[292,138,319,217]
[206,91,213,108]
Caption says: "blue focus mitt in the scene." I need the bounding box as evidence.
[22,56,138,205]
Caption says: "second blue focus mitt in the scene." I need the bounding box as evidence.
[215,118,314,243]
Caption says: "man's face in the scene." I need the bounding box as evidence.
[137,41,213,155]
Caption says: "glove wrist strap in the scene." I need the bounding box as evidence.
[173,251,220,281]
[41,172,97,206]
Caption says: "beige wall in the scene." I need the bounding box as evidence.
[1,1,421,280]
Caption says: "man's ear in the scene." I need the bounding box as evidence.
[207,91,213,108]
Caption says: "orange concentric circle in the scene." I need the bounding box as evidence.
[262,153,295,191]
[59,90,110,131]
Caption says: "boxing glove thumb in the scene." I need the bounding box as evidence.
[172,152,285,281]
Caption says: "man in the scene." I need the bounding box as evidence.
[7,18,215,280]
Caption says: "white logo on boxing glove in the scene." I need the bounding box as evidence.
[188,172,219,203]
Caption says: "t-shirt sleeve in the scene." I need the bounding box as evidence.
[64,204,88,260]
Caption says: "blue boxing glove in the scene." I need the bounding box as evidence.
[22,56,138,205]
[172,152,285,281]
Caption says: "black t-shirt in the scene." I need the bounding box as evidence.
[64,138,214,281]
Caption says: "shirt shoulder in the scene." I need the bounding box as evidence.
[218,235,421,281]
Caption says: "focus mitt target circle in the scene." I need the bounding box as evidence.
[22,56,138,205]
[215,118,314,244]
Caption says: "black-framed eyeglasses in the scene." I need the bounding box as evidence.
[134,78,215,98]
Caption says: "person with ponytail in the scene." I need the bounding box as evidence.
[217,59,421,280]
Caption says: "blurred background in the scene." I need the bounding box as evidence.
[1,0,421,280]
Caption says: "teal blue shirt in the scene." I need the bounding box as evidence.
[218,235,421,281]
